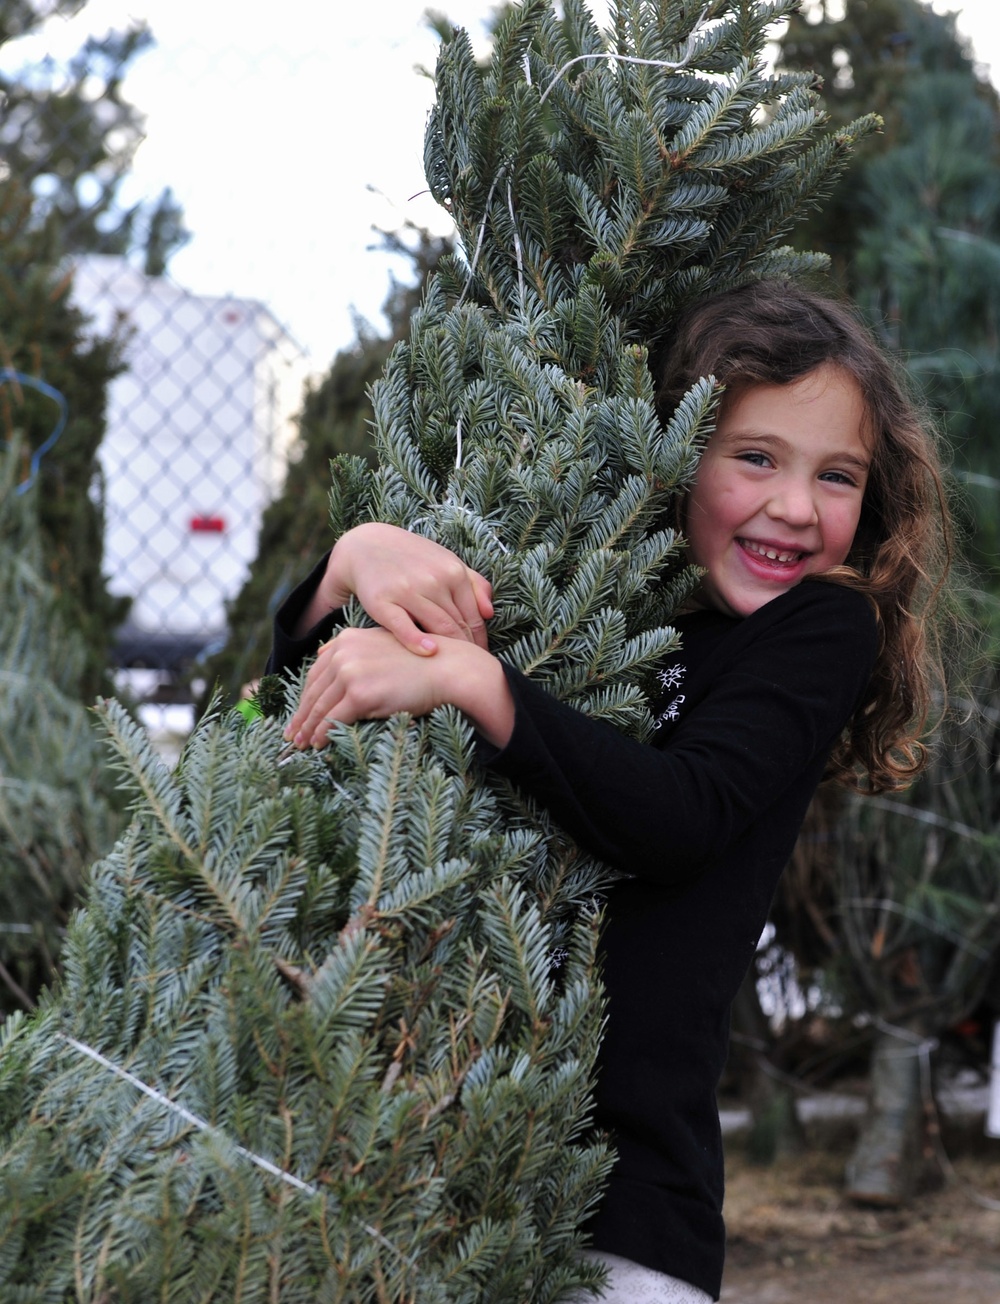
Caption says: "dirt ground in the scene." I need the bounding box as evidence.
[719,1126,1000,1303]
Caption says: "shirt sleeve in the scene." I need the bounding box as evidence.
[481,583,877,885]
[264,550,341,679]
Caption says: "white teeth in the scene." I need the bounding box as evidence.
[742,539,802,564]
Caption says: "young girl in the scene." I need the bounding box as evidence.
[266,280,951,1303]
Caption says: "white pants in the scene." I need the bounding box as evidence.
[571,1251,714,1303]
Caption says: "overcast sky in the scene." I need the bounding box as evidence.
[8,1,999,374]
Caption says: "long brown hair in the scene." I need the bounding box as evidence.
[654,279,953,793]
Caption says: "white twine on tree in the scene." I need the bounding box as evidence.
[458,10,709,305]
[56,1032,418,1264]
[410,417,513,555]
[507,179,527,311]
[443,18,711,558]
[456,170,505,308]
[537,8,711,108]
[59,1033,319,1194]
[414,500,513,556]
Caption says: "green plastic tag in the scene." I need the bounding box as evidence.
[235,697,264,724]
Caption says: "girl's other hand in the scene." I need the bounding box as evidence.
[284,627,514,751]
[305,523,494,654]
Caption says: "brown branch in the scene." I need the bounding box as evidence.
[0,956,35,1010]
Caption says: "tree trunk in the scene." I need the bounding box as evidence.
[731,966,806,1165]
[845,1023,930,1206]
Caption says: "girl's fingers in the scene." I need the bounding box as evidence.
[472,571,494,620]
[452,571,492,649]
[291,672,354,747]
[285,642,343,741]
[372,596,468,655]
[377,579,492,652]
[284,684,329,746]
[374,603,439,656]
[341,525,495,649]
[284,628,441,747]
[416,567,493,647]
[302,697,341,750]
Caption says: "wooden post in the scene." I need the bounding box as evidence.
[986,1019,1000,1139]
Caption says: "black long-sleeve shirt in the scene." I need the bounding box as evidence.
[267,564,877,1300]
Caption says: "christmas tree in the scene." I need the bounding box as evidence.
[0,3,876,1298]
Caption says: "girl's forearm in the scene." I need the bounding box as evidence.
[288,547,350,639]
[291,581,342,639]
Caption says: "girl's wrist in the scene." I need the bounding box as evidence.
[435,640,514,748]
[318,535,355,609]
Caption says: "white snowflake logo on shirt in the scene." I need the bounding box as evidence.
[652,662,686,730]
[657,664,686,692]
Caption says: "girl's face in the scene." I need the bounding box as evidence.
[684,363,870,619]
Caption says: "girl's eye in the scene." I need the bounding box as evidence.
[820,470,858,486]
[737,451,771,467]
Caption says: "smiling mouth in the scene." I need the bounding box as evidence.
[738,538,806,565]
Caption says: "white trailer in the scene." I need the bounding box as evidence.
[72,254,306,668]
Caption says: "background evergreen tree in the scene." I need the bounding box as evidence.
[778,0,1000,594]
[835,676,1000,1204]
[0,195,127,699]
[0,0,191,268]
[0,3,876,1297]
[1,0,191,696]
[736,4,1000,1201]
[776,0,989,281]
[0,439,119,1016]
[849,69,1000,599]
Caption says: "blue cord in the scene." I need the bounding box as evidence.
[1,369,70,495]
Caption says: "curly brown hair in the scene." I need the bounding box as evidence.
[653,279,953,793]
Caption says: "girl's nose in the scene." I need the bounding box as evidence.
[765,479,819,528]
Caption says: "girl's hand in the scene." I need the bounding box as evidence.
[296,523,494,654]
[284,627,514,750]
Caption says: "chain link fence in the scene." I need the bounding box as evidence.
[71,253,304,672]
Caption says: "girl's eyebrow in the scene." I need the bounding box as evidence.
[721,429,871,472]
[834,451,872,474]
